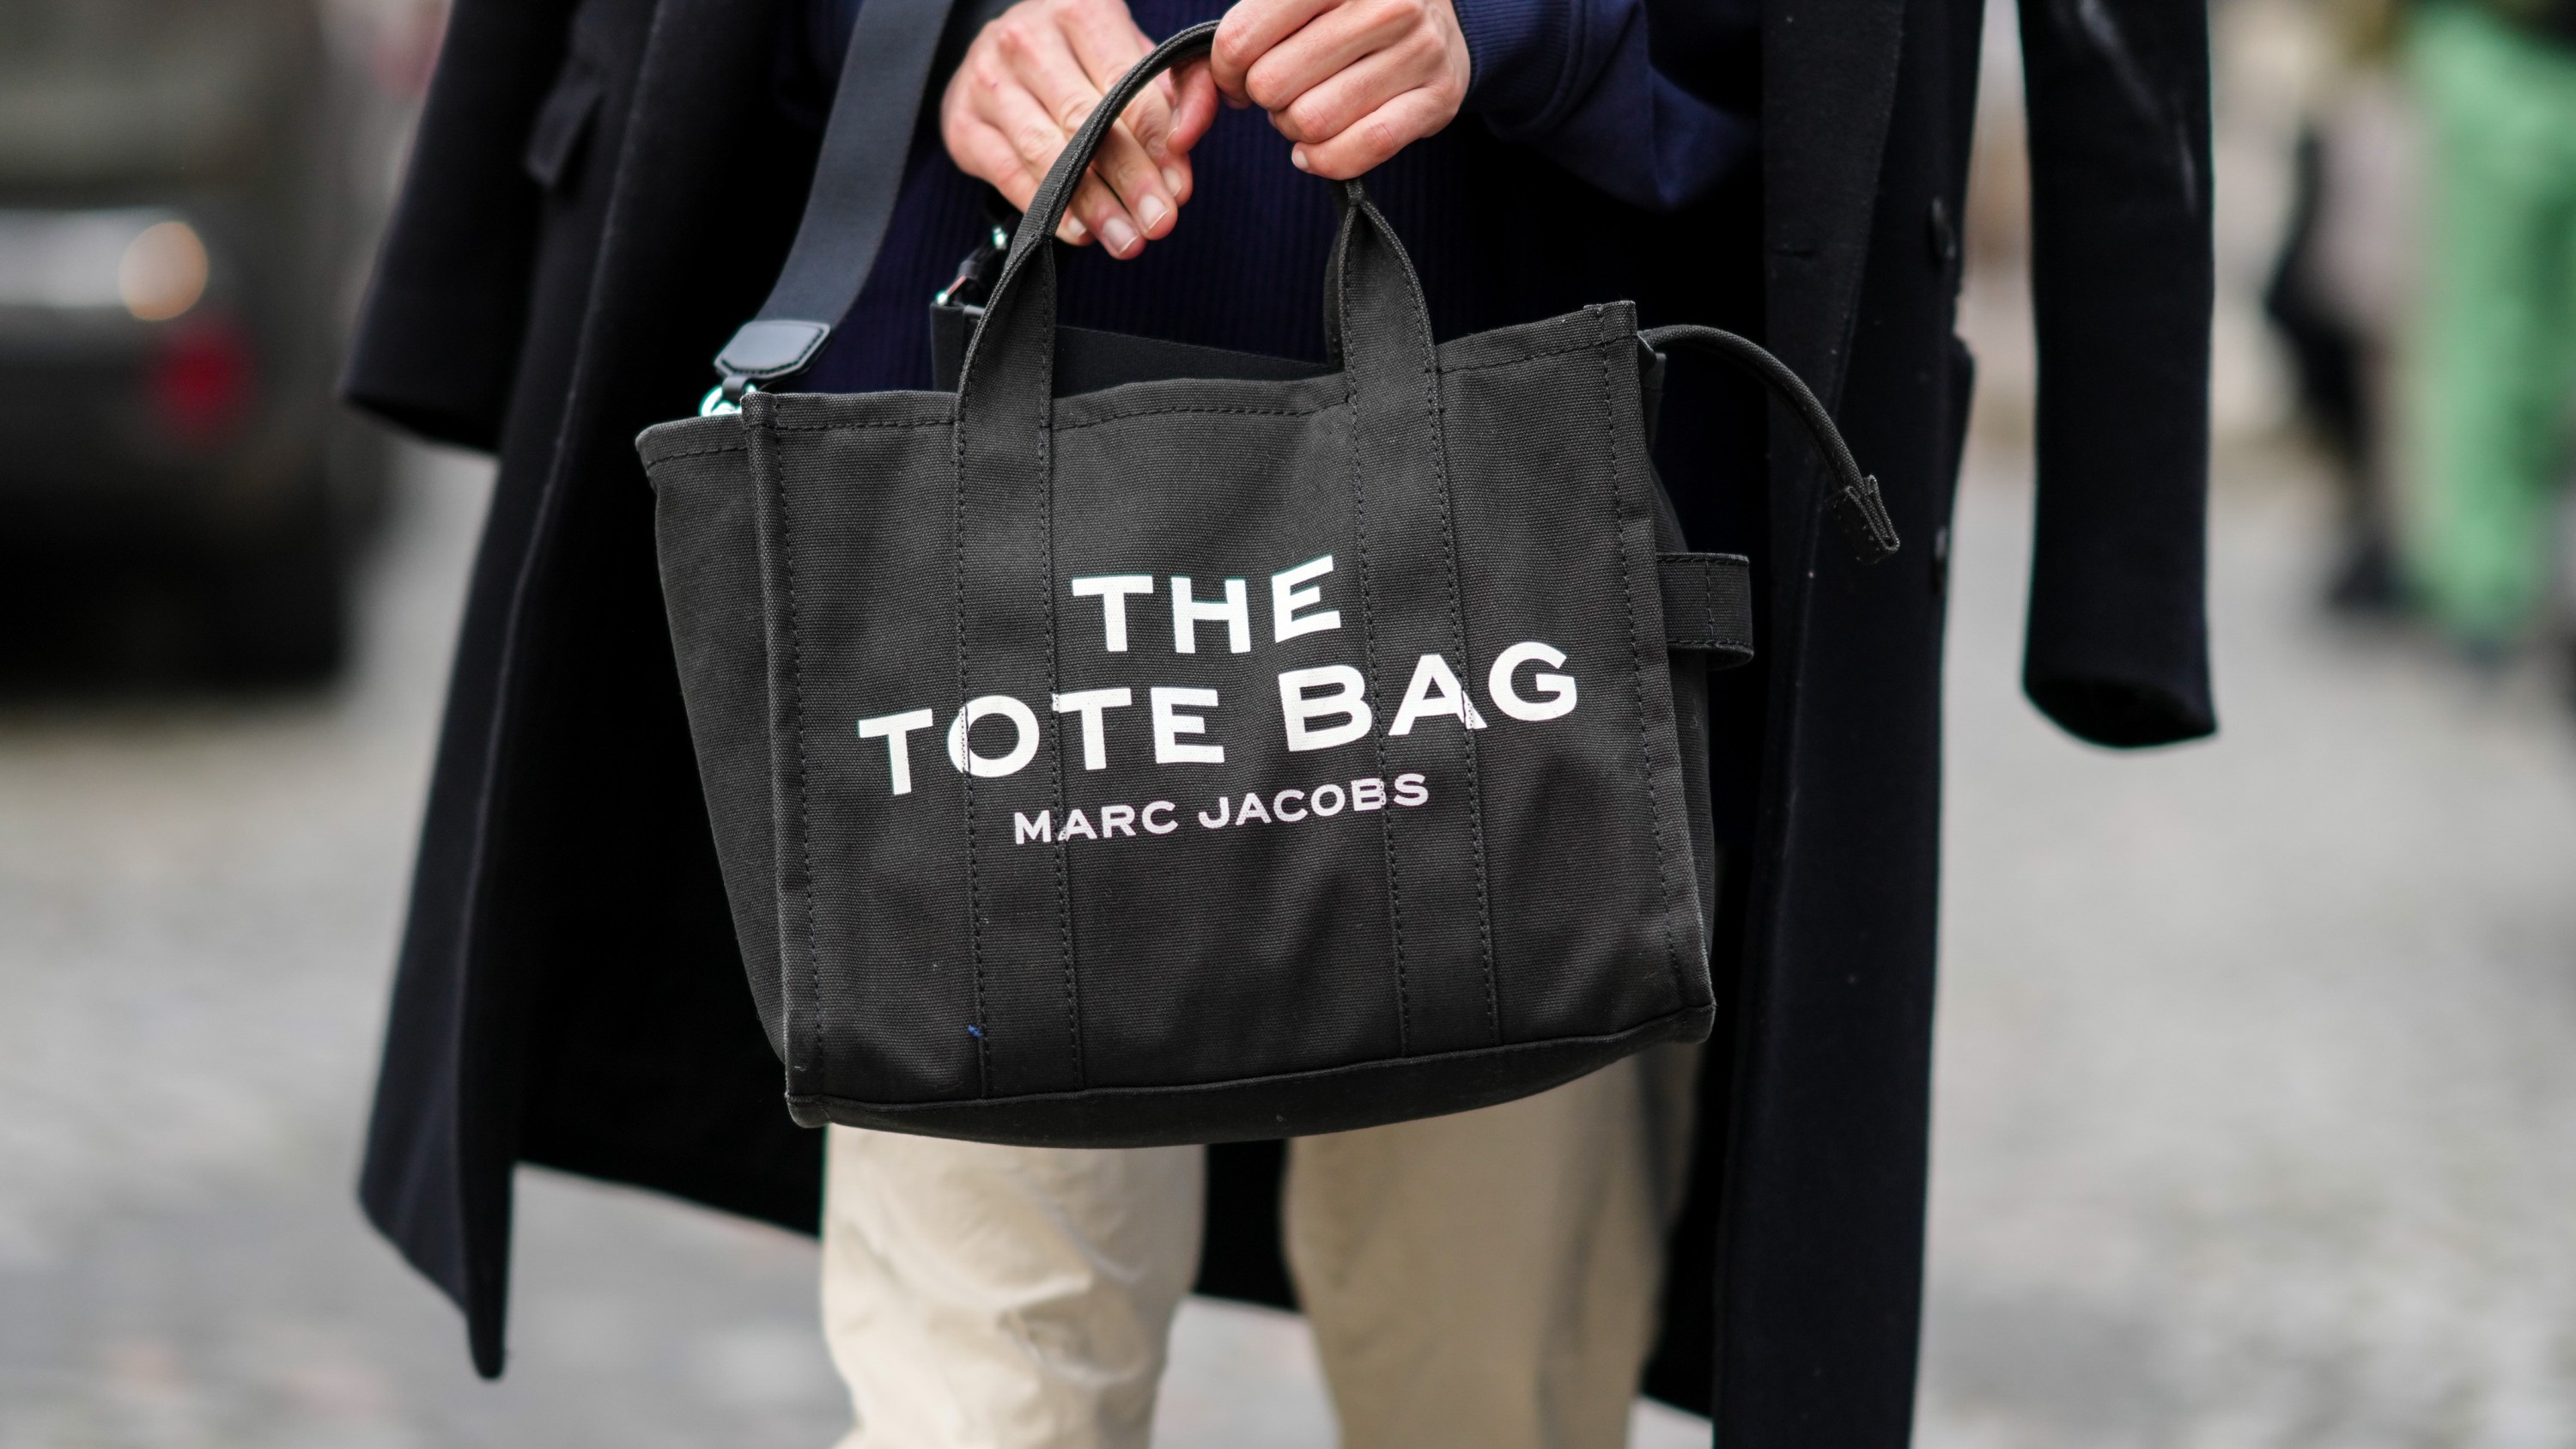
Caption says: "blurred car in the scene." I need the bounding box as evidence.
[0,0,389,683]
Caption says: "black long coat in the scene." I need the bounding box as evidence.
[346,0,2214,1441]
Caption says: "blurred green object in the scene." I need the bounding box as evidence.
[2404,0,2576,648]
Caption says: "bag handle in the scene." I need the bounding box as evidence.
[707,0,964,404]
[980,22,1222,314]
[1639,325,1900,564]
[954,21,1436,451]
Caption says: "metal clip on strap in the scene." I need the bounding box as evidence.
[1637,324,1899,565]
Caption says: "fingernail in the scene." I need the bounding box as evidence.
[1161,167,1186,196]
[1064,216,1089,241]
[1101,216,1139,255]
[1138,195,1169,230]
[1290,147,1310,173]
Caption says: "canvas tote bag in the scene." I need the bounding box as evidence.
[639,20,1896,1147]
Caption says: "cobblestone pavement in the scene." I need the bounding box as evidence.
[4,426,2574,1447]
[1921,451,2576,1449]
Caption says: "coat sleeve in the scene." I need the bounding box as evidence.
[341,0,583,452]
[1451,0,1755,212]
[2017,0,2218,746]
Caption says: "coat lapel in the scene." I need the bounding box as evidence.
[1760,0,1908,417]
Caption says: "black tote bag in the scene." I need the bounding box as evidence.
[640,21,1894,1147]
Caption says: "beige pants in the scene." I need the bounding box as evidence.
[821,1045,1698,1449]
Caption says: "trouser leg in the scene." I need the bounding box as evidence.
[2403,4,2576,644]
[818,1126,1206,1449]
[1282,1044,1702,1449]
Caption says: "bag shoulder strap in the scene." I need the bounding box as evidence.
[708,0,971,402]
[1639,324,1900,565]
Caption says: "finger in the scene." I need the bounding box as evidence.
[1069,172,1145,253]
[1113,83,1188,207]
[1117,79,1182,180]
[970,80,1110,245]
[1164,60,1219,165]
[1066,113,1180,242]
[1244,0,1419,114]
[999,16,1175,251]
[955,115,1093,245]
[1291,85,1457,178]
[1054,0,1156,84]
[999,9,1119,139]
[949,117,1044,213]
[976,70,1081,191]
[1065,18,1202,213]
[984,76,1154,254]
[1121,63,1214,213]
[1057,0,1173,159]
[1084,119,1180,245]
[1269,28,1446,145]
[1211,0,1340,101]
[1016,94,1170,250]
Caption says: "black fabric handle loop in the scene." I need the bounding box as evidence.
[957,19,1431,452]
[1637,324,1900,564]
[711,0,963,389]
[953,20,1224,412]
[987,22,1219,295]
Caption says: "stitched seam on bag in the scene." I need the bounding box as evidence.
[1671,557,1714,644]
[782,1003,1708,1117]
[781,1003,1711,1125]
[1042,320,1084,1089]
[1054,403,1324,432]
[1420,338,1498,1046]
[1437,338,1619,376]
[954,393,993,1093]
[1327,190,1412,1054]
[1346,376,1407,1056]
[647,441,751,462]
[763,408,829,1106]
[768,418,954,433]
[1602,345,1684,1003]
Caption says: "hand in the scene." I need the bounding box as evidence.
[1210,0,1471,180]
[941,0,1221,258]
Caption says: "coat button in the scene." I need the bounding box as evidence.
[1927,197,1959,269]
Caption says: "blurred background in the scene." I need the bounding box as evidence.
[6,0,2576,1445]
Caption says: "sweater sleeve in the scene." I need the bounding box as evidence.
[1450,0,1751,212]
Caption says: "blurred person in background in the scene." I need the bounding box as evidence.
[2264,0,2415,615]
[2403,0,2576,663]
